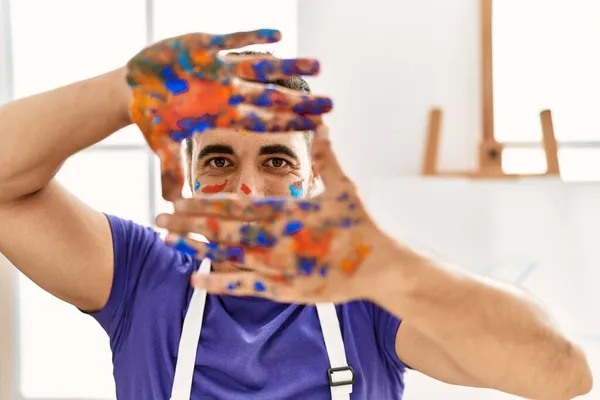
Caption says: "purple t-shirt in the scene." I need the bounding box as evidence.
[87,215,406,399]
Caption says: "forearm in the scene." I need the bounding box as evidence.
[372,242,592,399]
[0,68,131,202]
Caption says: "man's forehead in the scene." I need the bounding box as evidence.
[192,128,307,148]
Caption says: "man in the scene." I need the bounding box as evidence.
[0,31,592,399]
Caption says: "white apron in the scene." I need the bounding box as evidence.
[169,256,355,400]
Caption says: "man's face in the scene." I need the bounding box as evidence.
[189,129,314,198]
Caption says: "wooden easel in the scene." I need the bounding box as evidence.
[422,109,560,178]
[421,0,560,179]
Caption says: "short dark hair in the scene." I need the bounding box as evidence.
[185,50,312,158]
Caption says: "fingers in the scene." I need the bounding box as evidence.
[227,56,320,81]
[153,136,185,201]
[165,235,246,263]
[208,29,281,51]
[166,234,287,276]
[311,129,351,188]
[211,261,251,273]
[159,214,292,250]
[236,81,333,115]
[161,215,248,243]
[191,271,331,303]
[173,196,292,220]
[235,104,322,132]
[191,271,290,298]
[173,196,321,222]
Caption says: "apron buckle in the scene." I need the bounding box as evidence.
[327,366,355,387]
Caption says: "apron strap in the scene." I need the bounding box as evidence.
[170,257,353,400]
[169,257,211,400]
[316,303,354,400]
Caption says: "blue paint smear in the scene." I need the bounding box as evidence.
[256,229,277,247]
[244,112,267,132]
[252,59,272,81]
[210,35,225,47]
[253,198,286,212]
[228,94,245,106]
[205,242,221,260]
[178,52,194,72]
[254,281,267,292]
[174,238,198,256]
[289,184,303,198]
[298,257,317,275]
[255,29,279,42]
[160,66,189,95]
[226,246,245,263]
[293,97,333,115]
[283,220,303,235]
[255,91,273,107]
[337,192,350,202]
[288,116,315,131]
[170,115,219,140]
[340,218,353,229]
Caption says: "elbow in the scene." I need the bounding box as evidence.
[0,166,55,204]
[565,345,593,398]
[534,343,593,400]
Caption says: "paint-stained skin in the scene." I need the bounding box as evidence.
[168,190,372,292]
[201,181,228,194]
[126,29,333,200]
[289,180,304,198]
[240,184,252,195]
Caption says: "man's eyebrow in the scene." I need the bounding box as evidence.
[258,144,299,160]
[197,144,235,159]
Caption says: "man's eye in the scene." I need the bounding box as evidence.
[265,158,288,168]
[208,158,231,168]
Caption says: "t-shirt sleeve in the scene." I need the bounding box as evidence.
[85,214,195,344]
[368,302,410,372]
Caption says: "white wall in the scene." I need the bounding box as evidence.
[362,178,600,399]
[0,0,15,397]
[0,255,15,400]
[298,2,599,399]
[0,0,11,106]
[298,0,482,186]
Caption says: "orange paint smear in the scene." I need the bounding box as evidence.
[206,218,220,237]
[155,80,237,133]
[291,229,334,259]
[340,243,371,275]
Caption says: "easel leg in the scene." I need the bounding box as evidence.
[422,108,442,175]
[540,110,560,176]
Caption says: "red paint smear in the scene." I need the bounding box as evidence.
[241,184,252,195]
[202,181,227,194]
[206,218,220,236]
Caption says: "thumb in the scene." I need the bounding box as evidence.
[156,138,185,202]
[311,126,349,187]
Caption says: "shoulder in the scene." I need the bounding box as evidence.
[337,300,402,336]
[89,214,197,334]
[105,214,196,276]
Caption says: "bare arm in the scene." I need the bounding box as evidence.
[0,68,132,311]
[371,243,593,399]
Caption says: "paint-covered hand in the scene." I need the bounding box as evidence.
[156,128,398,304]
[126,29,333,201]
